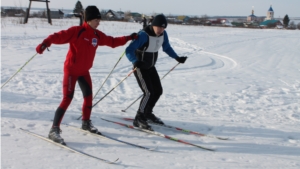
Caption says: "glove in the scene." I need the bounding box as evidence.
[176,56,187,64]
[126,33,138,41]
[133,61,145,68]
[36,40,51,54]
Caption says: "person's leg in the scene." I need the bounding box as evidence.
[132,68,155,130]
[77,73,93,120]
[143,67,164,124]
[52,73,78,127]
[49,73,78,143]
[134,68,154,114]
[77,72,99,133]
[145,67,163,113]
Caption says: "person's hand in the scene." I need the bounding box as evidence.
[133,61,144,68]
[36,40,51,54]
[126,33,138,41]
[36,43,47,54]
[176,56,188,64]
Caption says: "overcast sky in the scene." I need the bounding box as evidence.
[1,0,299,17]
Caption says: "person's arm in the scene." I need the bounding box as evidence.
[125,31,148,63]
[97,31,136,48]
[36,26,78,54]
[162,31,179,59]
[44,26,78,45]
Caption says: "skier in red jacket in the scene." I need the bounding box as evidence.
[36,6,137,144]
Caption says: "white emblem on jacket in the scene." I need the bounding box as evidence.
[92,38,97,47]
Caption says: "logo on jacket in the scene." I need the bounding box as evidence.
[92,38,97,47]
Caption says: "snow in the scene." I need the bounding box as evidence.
[1,17,300,168]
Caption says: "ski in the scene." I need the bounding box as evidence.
[20,128,119,164]
[121,117,229,140]
[64,124,157,152]
[100,118,215,151]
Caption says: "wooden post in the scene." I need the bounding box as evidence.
[23,0,32,24]
[45,0,52,25]
[23,0,52,25]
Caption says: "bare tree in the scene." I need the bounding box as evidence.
[124,11,132,21]
[289,21,296,29]
[200,14,208,25]
[297,23,300,30]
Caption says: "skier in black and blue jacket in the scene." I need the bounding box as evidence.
[125,14,187,130]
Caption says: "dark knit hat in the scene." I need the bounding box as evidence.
[151,14,167,28]
[85,6,101,22]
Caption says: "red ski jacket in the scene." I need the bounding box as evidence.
[43,22,129,75]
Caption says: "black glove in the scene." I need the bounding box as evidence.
[126,33,138,41]
[176,56,187,64]
[133,61,144,68]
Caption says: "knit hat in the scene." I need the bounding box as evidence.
[151,14,167,28]
[85,6,101,22]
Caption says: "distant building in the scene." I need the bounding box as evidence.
[210,18,231,26]
[105,10,124,20]
[265,5,274,20]
[176,15,190,23]
[46,9,64,19]
[247,8,257,22]
[3,8,26,17]
[260,5,282,28]
[260,20,283,28]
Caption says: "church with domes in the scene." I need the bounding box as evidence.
[247,7,257,22]
[265,5,274,20]
[260,5,283,28]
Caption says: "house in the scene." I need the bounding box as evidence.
[210,18,231,26]
[46,9,64,19]
[105,10,124,20]
[177,15,190,23]
[3,8,26,17]
[260,20,283,28]
[130,12,142,21]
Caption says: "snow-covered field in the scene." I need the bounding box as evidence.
[1,17,300,169]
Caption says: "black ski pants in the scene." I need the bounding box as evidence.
[134,66,163,115]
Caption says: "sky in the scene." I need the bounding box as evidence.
[1,0,300,17]
[1,17,300,168]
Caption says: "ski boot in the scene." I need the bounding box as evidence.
[48,126,66,145]
[145,113,164,125]
[133,112,153,131]
[82,120,101,134]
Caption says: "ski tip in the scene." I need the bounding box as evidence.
[109,158,120,164]
[149,146,159,151]
[121,110,126,112]
[218,137,229,140]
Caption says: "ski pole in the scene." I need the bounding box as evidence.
[76,68,136,120]
[77,51,125,119]
[121,62,180,112]
[93,51,125,100]
[1,53,38,89]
